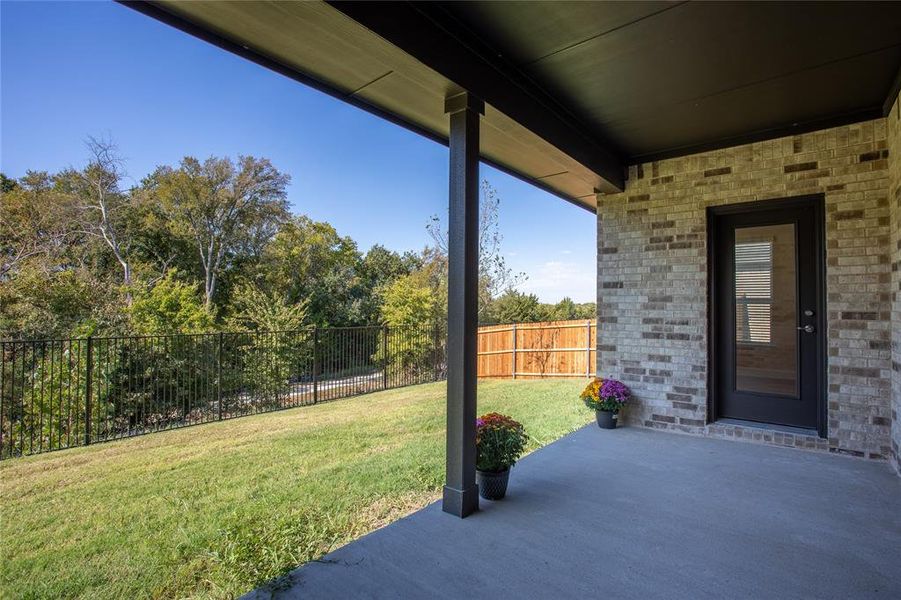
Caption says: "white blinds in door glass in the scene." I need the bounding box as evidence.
[735,240,772,343]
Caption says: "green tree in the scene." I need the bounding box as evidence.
[224,283,310,406]
[110,273,217,434]
[0,171,76,280]
[0,266,119,340]
[0,172,17,193]
[152,155,290,309]
[547,297,578,321]
[227,283,308,332]
[256,216,362,326]
[128,271,214,335]
[375,270,442,381]
[574,301,596,320]
[360,245,421,287]
[483,290,546,324]
[380,273,439,327]
[0,167,139,339]
[542,298,596,321]
[356,244,422,323]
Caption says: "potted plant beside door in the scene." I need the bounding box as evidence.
[475,413,528,500]
[581,377,631,429]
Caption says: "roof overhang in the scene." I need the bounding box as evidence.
[121,0,620,211]
[121,1,901,211]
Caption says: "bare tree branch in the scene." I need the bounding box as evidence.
[69,136,136,304]
[427,179,526,315]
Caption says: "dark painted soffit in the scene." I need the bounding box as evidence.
[117,0,615,209]
[120,1,900,200]
[440,1,901,166]
[326,1,624,190]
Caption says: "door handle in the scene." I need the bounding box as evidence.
[797,325,815,334]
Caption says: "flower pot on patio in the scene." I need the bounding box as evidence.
[476,467,510,500]
[581,377,631,431]
[475,413,527,501]
[595,409,617,429]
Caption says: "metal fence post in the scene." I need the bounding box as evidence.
[382,325,389,389]
[217,332,224,420]
[312,327,319,404]
[84,336,93,446]
[433,324,440,382]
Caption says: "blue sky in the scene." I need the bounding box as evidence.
[1,1,596,302]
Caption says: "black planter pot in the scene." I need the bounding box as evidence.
[595,409,617,429]
[476,468,511,500]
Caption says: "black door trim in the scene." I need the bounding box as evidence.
[707,195,826,437]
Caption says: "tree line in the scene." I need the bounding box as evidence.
[0,138,594,341]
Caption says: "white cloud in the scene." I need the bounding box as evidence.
[560,249,572,255]
[518,260,595,303]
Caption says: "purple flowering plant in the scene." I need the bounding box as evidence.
[580,377,631,413]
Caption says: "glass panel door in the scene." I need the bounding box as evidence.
[734,224,798,397]
[711,196,823,431]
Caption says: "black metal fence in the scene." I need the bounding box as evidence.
[0,324,445,459]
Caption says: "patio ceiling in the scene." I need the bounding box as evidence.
[124,0,901,209]
[435,0,901,162]
[124,0,618,209]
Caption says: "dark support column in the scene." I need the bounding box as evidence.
[442,92,483,518]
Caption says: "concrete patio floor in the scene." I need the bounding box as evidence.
[246,426,901,599]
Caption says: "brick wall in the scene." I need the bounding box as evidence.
[888,92,901,474]
[597,119,893,459]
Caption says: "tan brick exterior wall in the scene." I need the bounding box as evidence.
[888,92,901,474]
[597,119,893,459]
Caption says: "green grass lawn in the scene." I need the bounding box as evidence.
[0,379,591,599]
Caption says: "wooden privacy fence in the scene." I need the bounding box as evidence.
[477,319,596,379]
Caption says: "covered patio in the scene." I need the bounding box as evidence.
[125,1,901,510]
[119,2,901,595]
[247,426,901,599]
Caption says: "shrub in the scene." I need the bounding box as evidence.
[129,271,214,335]
[580,377,631,413]
[475,413,527,473]
[226,283,308,332]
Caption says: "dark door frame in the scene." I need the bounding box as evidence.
[707,194,827,437]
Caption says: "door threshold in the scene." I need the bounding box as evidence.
[715,418,818,437]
